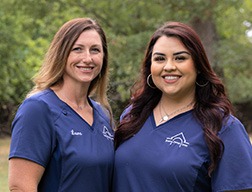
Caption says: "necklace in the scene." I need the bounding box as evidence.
[159,101,194,123]
[61,92,86,110]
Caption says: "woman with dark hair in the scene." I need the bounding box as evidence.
[9,18,114,191]
[113,21,252,191]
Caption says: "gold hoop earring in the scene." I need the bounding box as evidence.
[147,74,156,89]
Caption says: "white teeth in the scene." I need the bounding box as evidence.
[164,76,178,80]
[78,67,92,71]
[82,67,92,70]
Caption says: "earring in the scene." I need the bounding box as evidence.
[196,73,209,87]
[196,81,209,87]
[147,74,156,89]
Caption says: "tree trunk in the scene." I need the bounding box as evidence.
[190,17,218,68]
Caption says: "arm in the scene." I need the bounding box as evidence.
[9,158,45,192]
[212,116,252,191]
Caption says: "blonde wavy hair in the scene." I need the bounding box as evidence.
[28,18,112,120]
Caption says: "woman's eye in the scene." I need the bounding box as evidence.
[175,56,186,61]
[91,48,101,53]
[72,47,82,51]
[153,56,165,62]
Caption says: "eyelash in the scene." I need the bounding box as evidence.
[72,47,101,53]
[154,56,165,61]
[153,56,187,62]
[175,56,186,61]
[91,48,101,53]
[72,47,82,51]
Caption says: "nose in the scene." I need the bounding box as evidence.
[81,51,93,63]
[163,59,176,71]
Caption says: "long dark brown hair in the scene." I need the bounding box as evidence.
[114,21,233,176]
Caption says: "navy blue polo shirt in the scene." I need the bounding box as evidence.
[9,89,114,192]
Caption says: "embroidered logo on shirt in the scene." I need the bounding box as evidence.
[102,126,114,140]
[71,129,82,136]
[165,132,189,147]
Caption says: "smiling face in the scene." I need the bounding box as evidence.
[64,29,104,87]
[151,36,197,101]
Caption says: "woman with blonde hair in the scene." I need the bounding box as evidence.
[9,18,114,191]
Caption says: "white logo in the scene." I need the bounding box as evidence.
[165,132,189,147]
[71,129,82,136]
[102,126,114,140]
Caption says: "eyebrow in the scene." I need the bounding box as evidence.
[153,51,191,56]
[173,51,190,56]
[73,43,102,47]
[152,52,165,56]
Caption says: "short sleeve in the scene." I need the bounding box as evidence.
[212,116,252,191]
[9,98,55,167]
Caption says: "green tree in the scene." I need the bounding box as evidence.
[0,0,33,133]
[0,0,251,133]
[216,0,252,104]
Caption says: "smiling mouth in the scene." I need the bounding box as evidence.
[77,66,94,71]
[163,75,180,80]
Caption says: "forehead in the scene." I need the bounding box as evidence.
[153,36,188,53]
[75,29,102,45]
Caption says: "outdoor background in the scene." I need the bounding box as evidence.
[1,0,252,191]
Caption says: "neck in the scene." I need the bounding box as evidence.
[61,92,89,110]
[159,98,195,123]
[52,84,89,110]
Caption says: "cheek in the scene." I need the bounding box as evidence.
[94,55,104,65]
[189,65,197,80]
[150,65,163,87]
[151,67,164,84]
[66,54,79,65]
[94,58,104,74]
[150,63,159,75]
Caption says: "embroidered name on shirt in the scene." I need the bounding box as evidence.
[165,132,189,147]
[102,126,114,140]
[71,129,82,136]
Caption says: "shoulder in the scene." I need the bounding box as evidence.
[220,115,244,132]
[120,105,132,122]
[90,99,107,114]
[17,89,59,118]
[27,88,55,103]
[90,98,111,122]
[21,92,49,111]
[218,114,250,140]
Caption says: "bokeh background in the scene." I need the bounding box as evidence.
[1,0,252,191]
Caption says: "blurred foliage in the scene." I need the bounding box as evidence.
[215,0,252,103]
[0,0,252,130]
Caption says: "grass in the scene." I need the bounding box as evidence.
[0,137,10,192]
